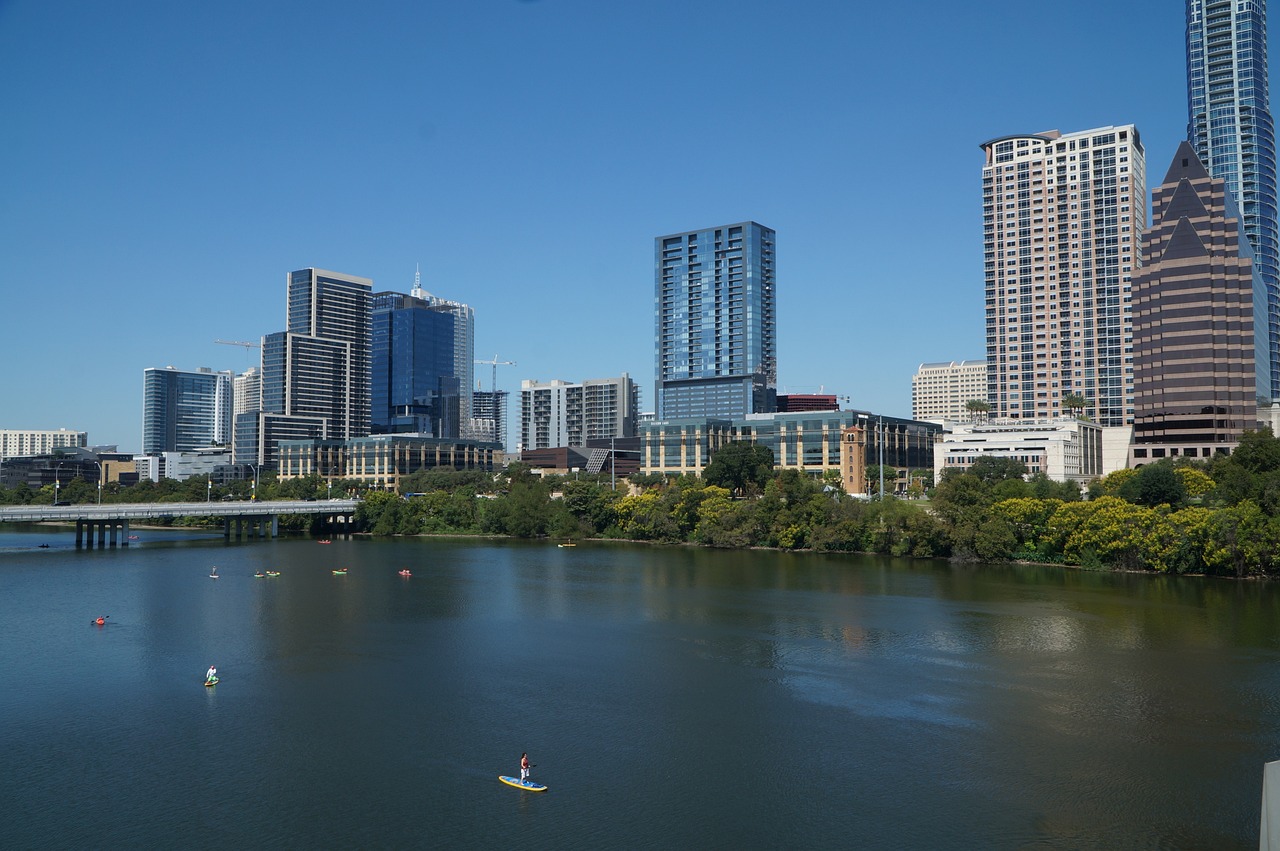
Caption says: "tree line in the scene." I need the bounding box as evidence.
[9,429,1280,575]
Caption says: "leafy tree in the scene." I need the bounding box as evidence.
[702,442,774,497]
[1062,392,1089,418]
[965,399,991,423]
[968,456,1028,484]
[1119,461,1186,508]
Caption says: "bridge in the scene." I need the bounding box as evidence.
[0,499,360,547]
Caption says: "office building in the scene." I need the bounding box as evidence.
[934,418,1102,485]
[1130,142,1268,462]
[520,374,639,451]
[277,434,499,491]
[141,366,234,454]
[639,410,939,495]
[655,222,776,419]
[371,291,461,438]
[981,126,1146,426]
[776,395,841,413]
[911,360,988,422]
[0,429,87,459]
[1187,0,1279,397]
[411,271,475,437]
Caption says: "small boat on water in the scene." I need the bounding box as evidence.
[557,540,577,548]
[128,535,140,540]
[254,572,266,578]
[266,571,281,577]
[331,569,348,576]
[397,569,412,577]
[210,567,219,579]
[318,539,332,545]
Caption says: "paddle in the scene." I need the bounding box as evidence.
[91,615,110,625]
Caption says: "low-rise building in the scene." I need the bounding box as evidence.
[639,410,940,495]
[933,418,1103,485]
[277,435,500,491]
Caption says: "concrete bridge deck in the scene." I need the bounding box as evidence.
[0,499,359,547]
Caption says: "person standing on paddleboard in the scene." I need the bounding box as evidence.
[206,665,217,683]
[520,753,531,784]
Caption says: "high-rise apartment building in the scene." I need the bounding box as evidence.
[472,389,509,447]
[981,126,1146,426]
[912,360,988,422]
[371,291,461,438]
[1187,0,1278,399]
[520,374,639,451]
[0,429,87,459]
[141,366,234,454]
[237,268,372,468]
[1131,143,1268,460]
[233,368,260,417]
[655,222,776,419]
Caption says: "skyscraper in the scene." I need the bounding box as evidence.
[237,268,372,468]
[1131,142,1267,459]
[410,272,475,437]
[981,126,1146,426]
[1187,0,1278,400]
[655,222,776,419]
[141,366,234,454]
[520,375,639,451]
[371,291,461,437]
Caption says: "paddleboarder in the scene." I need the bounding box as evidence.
[206,665,217,684]
[520,753,531,785]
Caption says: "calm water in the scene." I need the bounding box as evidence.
[2,526,1279,849]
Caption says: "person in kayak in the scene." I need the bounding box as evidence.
[206,665,217,683]
[520,753,531,784]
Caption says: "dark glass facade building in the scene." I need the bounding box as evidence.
[371,291,461,438]
[1187,0,1279,399]
[655,222,776,419]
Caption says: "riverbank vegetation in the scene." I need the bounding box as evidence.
[6,430,1280,575]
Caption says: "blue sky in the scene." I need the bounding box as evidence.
[0,1,1213,451]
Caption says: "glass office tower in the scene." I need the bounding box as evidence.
[371,291,461,438]
[286,268,373,438]
[655,221,776,419]
[1187,0,1279,399]
[141,366,234,454]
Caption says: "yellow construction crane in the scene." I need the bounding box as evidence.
[475,354,515,393]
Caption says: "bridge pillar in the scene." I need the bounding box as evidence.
[97,522,107,548]
[122,520,129,545]
[76,520,84,548]
[272,515,279,537]
[108,522,118,547]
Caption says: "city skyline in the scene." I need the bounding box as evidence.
[0,2,1245,451]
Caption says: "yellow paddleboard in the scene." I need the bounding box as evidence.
[499,775,547,792]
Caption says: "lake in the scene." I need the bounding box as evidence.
[1,526,1278,848]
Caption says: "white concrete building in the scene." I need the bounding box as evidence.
[912,360,987,423]
[0,429,88,459]
[934,417,1103,485]
[520,374,639,451]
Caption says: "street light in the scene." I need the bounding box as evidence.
[327,480,333,500]
[54,461,65,505]
[207,479,212,503]
[856,414,886,500]
[248,463,259,501]
[93,461,103,505]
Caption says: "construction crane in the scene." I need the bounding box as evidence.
[214,339,260,349]
[475,354,515,393]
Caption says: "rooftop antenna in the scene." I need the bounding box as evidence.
[411,262,430,301]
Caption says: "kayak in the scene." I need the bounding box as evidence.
[398,570,412,577]
[204,677,219,687]
[266,571,281,577]
[499,776,547,792]
[332,569,348,575]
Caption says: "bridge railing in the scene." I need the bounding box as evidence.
[0,498,360,523]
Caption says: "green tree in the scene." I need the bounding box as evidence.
[965,399,991,423]
[702,442,775,497]
[1119,461,1186,508]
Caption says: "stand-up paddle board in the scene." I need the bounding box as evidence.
[499,775,547,792]
[204,677,219,687]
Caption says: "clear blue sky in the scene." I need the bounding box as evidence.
[0,0,1217,451]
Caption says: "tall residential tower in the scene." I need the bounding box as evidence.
[1187,0,1278,399]
[981,126,1146,426]
[655,222,776,419]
